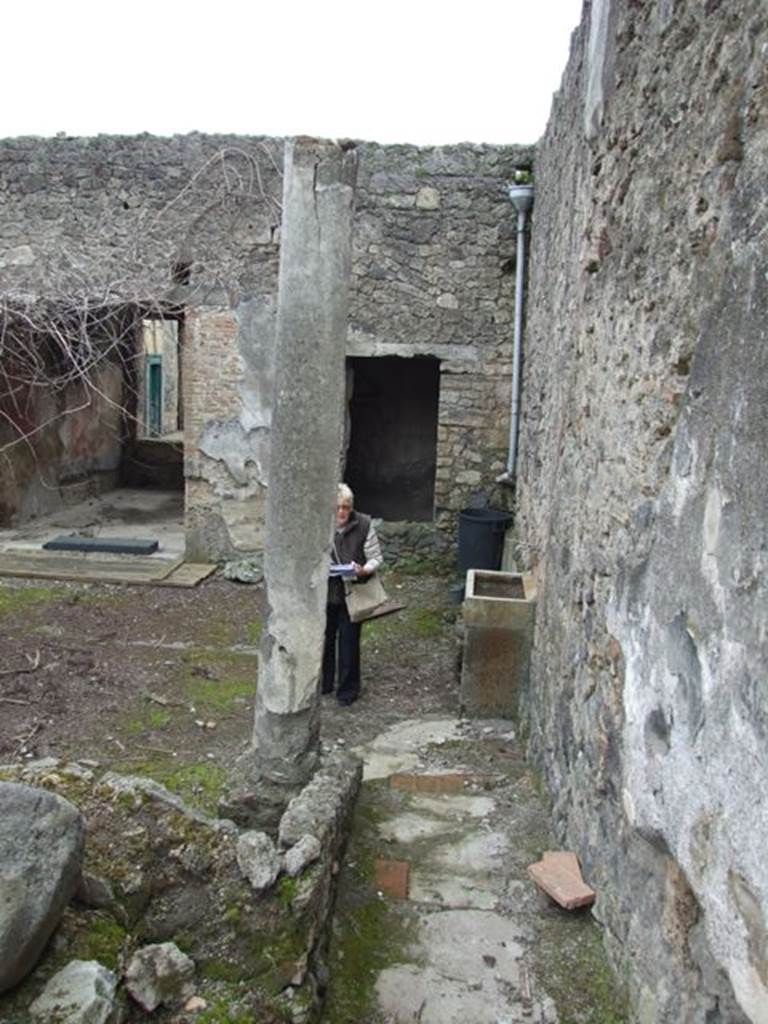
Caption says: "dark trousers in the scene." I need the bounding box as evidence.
[322,601,362,698]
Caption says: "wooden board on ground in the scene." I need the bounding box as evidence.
[527,851,596,910]
[364,599,406,622]
[158,563,217,587]
[0,550,216,588]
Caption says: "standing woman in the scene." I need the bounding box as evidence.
[322,483,383,705]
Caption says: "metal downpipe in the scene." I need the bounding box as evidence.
[497,182,534,486]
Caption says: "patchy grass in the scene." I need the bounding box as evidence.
[130,759,227,814]
[363,605,445,650]
[407,607,444,639]
[245,619,262,645]
[123,704,174,735]
[187,675,254,713]
[0,584,63,616]
[180,648,257,713]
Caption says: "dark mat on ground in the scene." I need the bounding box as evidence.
[43,535,159,555]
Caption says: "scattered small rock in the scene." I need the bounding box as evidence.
[29,959,118,1023]
[283,834,322,878]
[124,942,195,1012]
[236,831,281,892]
[75,872,115,910]
[223,557,264,584]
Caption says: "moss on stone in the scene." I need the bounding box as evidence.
[324,894,416,1023]
[530,907,629,1023]
[68,911,127,970]
[200,958,245,983]
[246,918,309,994]
[277,876,299,907]
[195,994,263,1024]
[323,782,419,1023]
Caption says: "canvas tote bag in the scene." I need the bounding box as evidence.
[344,573,389,623]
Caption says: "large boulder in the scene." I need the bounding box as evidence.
[29,960,118,1023]
[0,782,85,993]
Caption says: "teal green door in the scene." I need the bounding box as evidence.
[147,355,163,436]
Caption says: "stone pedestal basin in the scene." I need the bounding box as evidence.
[460,569,536,718]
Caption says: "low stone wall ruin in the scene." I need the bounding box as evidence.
[0,752,361,1022]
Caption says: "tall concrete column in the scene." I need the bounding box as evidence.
[250,138,358,819]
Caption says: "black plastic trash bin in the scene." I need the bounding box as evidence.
[458,508,513,576]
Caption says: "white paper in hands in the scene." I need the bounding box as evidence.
[329,562,357,578]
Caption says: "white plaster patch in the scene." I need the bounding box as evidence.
[584,0,614,141]
[432,831,509,875]
[378,812,454,844]
[410,794,496,820]
[365,718,464,755]
[360,751,421,781]
[622,787,636,826]
[198,420,269,487]
[727,960,768,1024]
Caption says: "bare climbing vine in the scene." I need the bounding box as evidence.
[0,142,284,457]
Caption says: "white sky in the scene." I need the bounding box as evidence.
[2,0,583,145]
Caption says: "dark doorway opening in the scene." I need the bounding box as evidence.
[345,356,440,521]
[121,316,184,491]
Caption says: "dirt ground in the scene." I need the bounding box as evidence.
[0,567,630,1023]
[0,568,459,807]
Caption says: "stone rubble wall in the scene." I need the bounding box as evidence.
[516,2,767,1021]
[0,755,362,1022]
[0,135,530,552]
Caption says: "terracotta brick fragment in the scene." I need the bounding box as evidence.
[389,772,495,795]
[375,859,410,899]
[527,851,596,910]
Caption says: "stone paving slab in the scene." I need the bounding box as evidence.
[408,869,500,910]
[325,716,627,1023]
[375,911,557,1024]
[357,718,463,780]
